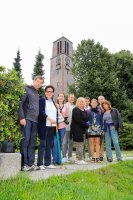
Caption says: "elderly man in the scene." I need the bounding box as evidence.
[98,95,105,161]
[19,76,44,171]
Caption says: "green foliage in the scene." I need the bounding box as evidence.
[13,50,22,78]
[71,39,126,101]
[32,50,45,96]
[0,66,24,149]
[113,50,133,100]
[119,123,133,150]
[70,39,131,122]
[0,160,133,200]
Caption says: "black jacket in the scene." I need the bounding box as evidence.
[37,97,57,140]
[18,86,39,123]
[70,107,89,142]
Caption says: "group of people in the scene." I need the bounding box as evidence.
[19,76,122,171]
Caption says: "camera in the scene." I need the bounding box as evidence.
[64,117,69,125]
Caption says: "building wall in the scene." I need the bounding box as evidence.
[50,37,74,99]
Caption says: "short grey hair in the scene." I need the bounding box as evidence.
[34,76,44,83]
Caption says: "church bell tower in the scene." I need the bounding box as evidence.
[50,36,74,99]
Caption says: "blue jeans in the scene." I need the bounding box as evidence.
[52,128,66,163]
[105,128,121,160]
[20,120,37,166]
[37,127,55,166]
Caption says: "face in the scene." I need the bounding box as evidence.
[91,100,98,108]
[68,95,75,104]
[33,79,44,90]
[98,96,105,104]
[45,87,54,99]
[78,100,84,109]
[85,99,90,107]
[58,93,64,103]
[102,103,110,111]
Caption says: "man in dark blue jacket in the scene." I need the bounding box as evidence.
[19,76,44,171]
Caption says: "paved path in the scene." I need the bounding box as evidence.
[29,156,133,181]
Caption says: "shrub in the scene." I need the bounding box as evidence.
[119,123,133,150]
[0,66,24,150]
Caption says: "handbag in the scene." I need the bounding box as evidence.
[1,140,15,153]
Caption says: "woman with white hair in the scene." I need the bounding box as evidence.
[70,97,89,164]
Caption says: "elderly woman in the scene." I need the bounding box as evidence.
[70,97,89,164]
[37,85,57,169]
[102,100,122,162]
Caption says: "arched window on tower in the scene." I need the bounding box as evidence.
[65,41,67,54]
[60,41,62,54]
[57,42,59,55]
[67,42,69,55]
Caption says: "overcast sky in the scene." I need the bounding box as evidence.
[0,0,133,85]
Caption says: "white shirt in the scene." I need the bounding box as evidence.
[45,99,56,127]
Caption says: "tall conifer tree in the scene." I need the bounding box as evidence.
[13,50,22,77]
[32,50,45,96]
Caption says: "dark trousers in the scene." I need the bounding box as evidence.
[37,127,55,166]
[20,120,37,167]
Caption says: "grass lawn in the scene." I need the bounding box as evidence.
[0,160,133,200]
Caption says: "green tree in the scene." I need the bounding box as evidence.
[13,50,22,77]
[32,50,45,96]
[70,39,127,112]
[0,66,24,150]
[113,50,133,100]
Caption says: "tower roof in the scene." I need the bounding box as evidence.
[53,36,73,44]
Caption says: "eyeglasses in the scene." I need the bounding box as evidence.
[45,90,53,93]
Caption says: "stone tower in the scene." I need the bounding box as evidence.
[50,36,74,99]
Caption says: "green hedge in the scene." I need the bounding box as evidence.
[0,66,24,150]
[119,123,133,150]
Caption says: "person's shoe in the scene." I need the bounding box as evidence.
[62,157,68,163]
[107,158,113,162]
[91,158,95,162]
[38,165,45,170]
[99,157,103,161]
[30,165,38,171]
[45,164,56,169]
[21,165,33,171]
[76,160,88,165]
[96,158,101,163]
[68,157,74,162]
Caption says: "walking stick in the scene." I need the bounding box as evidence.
[56,125,62,164]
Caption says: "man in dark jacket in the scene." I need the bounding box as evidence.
[19,76,44,171]
[98,95,105,161]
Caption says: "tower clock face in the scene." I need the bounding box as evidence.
[65,57,70,66]
[56,56,61,65]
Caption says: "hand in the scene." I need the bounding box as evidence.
[20,119,26,126]
[48,117,56,125]
[85,121,90,125]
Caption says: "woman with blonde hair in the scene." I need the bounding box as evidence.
[52,93,68,164]
[70,97,89,164]
[102,100,122,162]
